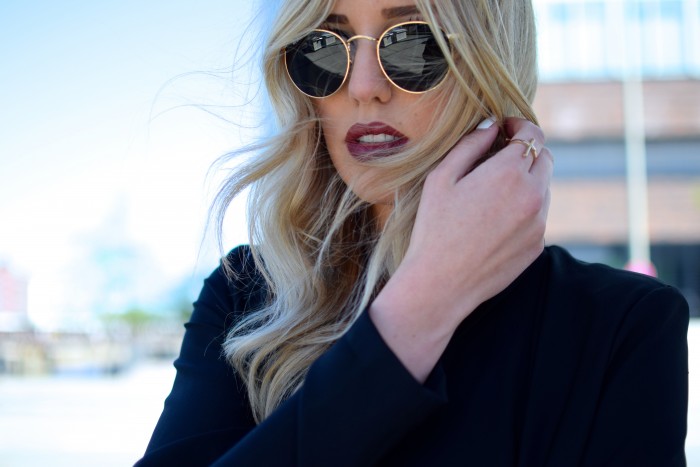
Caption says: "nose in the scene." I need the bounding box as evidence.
[346,39,392,104]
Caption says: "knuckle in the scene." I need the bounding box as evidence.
[510,123,546,148]
[532,126,546,145]
[539,147,554,163]
[521,188,546,217]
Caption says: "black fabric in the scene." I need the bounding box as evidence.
[136,245,689,466]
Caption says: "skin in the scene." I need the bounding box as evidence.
[315,0,443,224]
[318,0,554,382]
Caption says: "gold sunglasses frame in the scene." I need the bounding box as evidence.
[284,20,454,99]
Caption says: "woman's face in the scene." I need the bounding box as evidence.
[313,0,443,223]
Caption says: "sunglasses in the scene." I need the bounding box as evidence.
[284,21,451,98]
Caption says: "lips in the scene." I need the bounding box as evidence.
[345,122,408,161]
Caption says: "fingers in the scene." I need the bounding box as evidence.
[530,145,554,183]
[504,117,546,143]
[506,122,552,238]
[497,117,546,173]
[503,120,552,212]
[432,117,499,183]
[463,117,552,229]
[431,116,553,192]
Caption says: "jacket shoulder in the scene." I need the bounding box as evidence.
[545,245,680,306]
[192,245,267,330]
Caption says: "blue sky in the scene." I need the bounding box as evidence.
[0,1,270,328]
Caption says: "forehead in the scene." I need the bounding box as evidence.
[329,0,420,22]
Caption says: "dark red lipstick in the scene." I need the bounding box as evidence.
[345,122,408,161]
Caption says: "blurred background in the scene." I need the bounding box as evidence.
[0,0,698,465]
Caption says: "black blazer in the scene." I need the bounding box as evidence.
[136,245,688,466]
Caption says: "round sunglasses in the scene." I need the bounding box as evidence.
[284,21,452,98]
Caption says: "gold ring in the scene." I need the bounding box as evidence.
[506,138,538,159]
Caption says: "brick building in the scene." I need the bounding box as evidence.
[532,0,700,312]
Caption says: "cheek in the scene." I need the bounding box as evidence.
[314,97,342,126]
[395,95,443,139]
[320,122,345,160]
[316,102,344,147]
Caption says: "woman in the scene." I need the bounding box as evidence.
[137,0,689,465]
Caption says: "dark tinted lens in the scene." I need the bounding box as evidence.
[285,30,349,97]
[378,23,449,92]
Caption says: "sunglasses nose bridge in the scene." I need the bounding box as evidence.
[345,35,378,61]
[345,34,385,79]
[346,35,378,44]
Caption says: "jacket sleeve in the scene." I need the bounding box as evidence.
[136,247,447,467]
[582,285,689,467]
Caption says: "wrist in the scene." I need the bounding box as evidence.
[368,266,465,383]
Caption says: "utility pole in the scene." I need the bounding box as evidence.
[620,0,656,276]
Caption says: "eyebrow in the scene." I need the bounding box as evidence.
[382,5,420,18]
[324,5,420,24]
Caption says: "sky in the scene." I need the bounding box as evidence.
[0,1,274,329]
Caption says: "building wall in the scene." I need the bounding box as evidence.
[547,176,700,242]
[533,78,700,313]
[535,80,700,141]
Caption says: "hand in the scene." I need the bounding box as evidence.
[369,117,553,381]
[403,116,551,322]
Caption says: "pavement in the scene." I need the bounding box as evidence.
[0,320,699,466]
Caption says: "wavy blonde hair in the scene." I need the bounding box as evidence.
[214,0,539,422]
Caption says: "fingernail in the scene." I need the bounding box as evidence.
[476,117,496,129]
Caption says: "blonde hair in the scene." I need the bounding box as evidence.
[214,0,539,423]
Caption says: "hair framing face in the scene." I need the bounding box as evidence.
[218,0,539,423]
